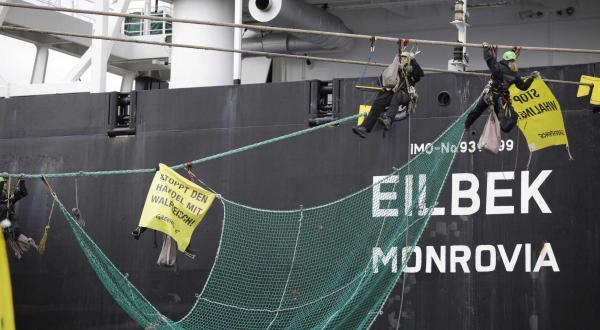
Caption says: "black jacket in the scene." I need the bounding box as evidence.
[0,179,27,221]
[484,47,534,94]
[399,58,424,90]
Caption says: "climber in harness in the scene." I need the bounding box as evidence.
[464,43,541,132]
[1,175,36,259]
[0,175,28,233]
[352,45,424,138]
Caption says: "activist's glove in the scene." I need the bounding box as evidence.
[511,46,522,58]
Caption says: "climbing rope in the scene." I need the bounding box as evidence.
[357,37,378,105]
[0,26,593,89]
[2,113,363,179]
[72,178,85,227]
[37,199,55,255]
[396,85,413,329]
[2,2,600,54]
[357,37,377,85]
[38,176,57,254]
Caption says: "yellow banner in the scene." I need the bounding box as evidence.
[138,164,216,252]
[576,75,600,105]
[358,105,372,126]
[0,232,16,330]
[510,79,568,151]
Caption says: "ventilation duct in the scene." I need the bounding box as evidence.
[248,0,354,51]
[242,33,325,54]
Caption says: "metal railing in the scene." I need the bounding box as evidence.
[122,6,172,36]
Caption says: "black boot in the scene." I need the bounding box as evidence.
[378,117,392,131]
[352,126,368,138]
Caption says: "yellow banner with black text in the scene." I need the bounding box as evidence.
[510,79,568,151]
[138,163,215,252]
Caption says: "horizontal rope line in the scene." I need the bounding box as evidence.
[0,26,591,87]
[2,113,362,179]
[2,2,600,54]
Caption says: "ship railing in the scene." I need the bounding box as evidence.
[122,6,172,36]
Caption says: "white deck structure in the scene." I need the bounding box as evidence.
[0,0,599,97]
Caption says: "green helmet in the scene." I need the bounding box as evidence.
[401,51,411,57]
[0,177,5,183]
[502,50,517,61]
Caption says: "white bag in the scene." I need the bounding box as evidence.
[477,110,501,154]
[381,55,401,89]
[157,234,177,268]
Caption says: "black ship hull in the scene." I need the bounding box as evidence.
[1,62,599,329]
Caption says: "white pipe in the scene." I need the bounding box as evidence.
[233,0,242,84]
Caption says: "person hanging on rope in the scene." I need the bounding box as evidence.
[352,41,424,138]
[465,43,541,132]
[0,174,36,258]
[0,175,28,232]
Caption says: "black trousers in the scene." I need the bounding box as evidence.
[360,90,411,132]
[465,94,518,133]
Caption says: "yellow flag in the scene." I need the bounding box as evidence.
[358,105,372,126]
[0,231,16,330]
[138,164,216,252]
[576,75,600,105]
[510,79,568,151]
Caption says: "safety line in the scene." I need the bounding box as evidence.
[2,113,363,179]
[2,2,600,54]
[0,26,592,88]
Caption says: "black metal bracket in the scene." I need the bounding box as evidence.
[308,80,340,127]
[107,92,137,137]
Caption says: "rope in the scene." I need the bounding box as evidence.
[38,176,58,254]
[0,26,591,88]
[37,199,55,255]
[3,113,363,179]
[75,177,79,209]
[2,2,600,54]
[566,144,575,161]
[5,176,11,211]
[266,206,303,330]
[185,165,218,194]
[73,178,85,227]
[396,91,413,330]
[357,39,377,104]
